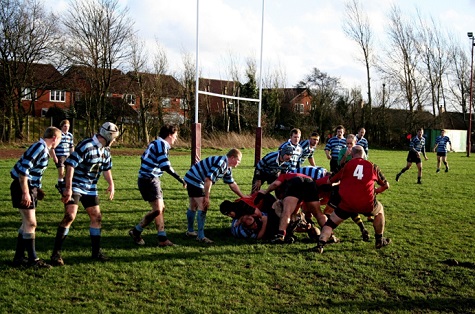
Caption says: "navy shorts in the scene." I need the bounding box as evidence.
[55,156,67,168]
[436,152,447,157]
[65,193,100,208]
[283,176,319,203]
[10,179,37,209]
[187,184,205,198]
[406,151,422,164]
[138,177,163,202]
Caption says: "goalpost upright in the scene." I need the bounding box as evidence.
[192,0,265,166]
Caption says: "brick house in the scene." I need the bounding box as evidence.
[18,63,71,117]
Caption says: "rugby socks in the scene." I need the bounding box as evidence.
[23,233,37,262]
[53,227,69,254]
[417,176,422,184]
[134,224,144,233]
[187,208,196,232]
[157,230,168,242]
[197,210,207,239]
[90,228,101,257]
[352,215,366,232]
[14,229,25,261]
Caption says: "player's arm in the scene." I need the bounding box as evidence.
[19,174,32,208]
[432,143,438,152]
[375,180,389,194]
[228,182,244,198]
[103,169,115,200]
[308,157,316,167]
[202,177,213,210]
[163,165,186,187]
[62,165,74,204]
[50,148,58,164]
[256,215,268,240]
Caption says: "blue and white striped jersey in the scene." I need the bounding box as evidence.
[255,151,290,176]
[356,136,369,155]
[65,135,112,196]
[292,166,327,181]
[298,139,315,167]
[54,132,74,157]
[230,218,258,239]
[184,155,234,189]
[325,136,346,159]
[138,138,172,179]
[435,136,451,153]
[10,139,50,188]
[278,140,303,171]
[409,136,426,153]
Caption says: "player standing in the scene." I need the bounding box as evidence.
[11,127,61,268]
[128,125,186,247]
[50,122,119,266]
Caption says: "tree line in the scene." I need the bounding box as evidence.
[0,0,472,148]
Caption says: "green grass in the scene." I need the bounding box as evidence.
[0,148,474,313]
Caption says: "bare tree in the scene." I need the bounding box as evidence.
[446,42,471,124]
[343,0,374,127]
[61,0,134,133]
[378,5,422,130]
[297,68,341,135]
[0,0,61,141]
[128,36,150,144]
[414,11,450,120]
[179,51,196,132]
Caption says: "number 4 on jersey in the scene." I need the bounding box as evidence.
[353,165,364,180]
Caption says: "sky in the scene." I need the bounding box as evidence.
[47,0,475,90]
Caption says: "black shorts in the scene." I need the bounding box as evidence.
[55,156,67,168]
[330,158,340,173]
[252,169,278,185]
[138,177,163,202]
[187,184,205,198]
[327,186,341,210]
[436,152,447,157]
[283,176,319,203]
[406,151,422,164]
[10,179,37,209]
[65,193,100,208]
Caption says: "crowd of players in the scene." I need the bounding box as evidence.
[9,121,454,268]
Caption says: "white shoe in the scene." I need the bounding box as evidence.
[185,231,198,237]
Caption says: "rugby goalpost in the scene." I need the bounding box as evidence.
[191,0,265,166]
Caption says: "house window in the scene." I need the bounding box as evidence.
[21,87,34,100]
[124,94,136,105]
[295,103,304,113]
[179,98,188,110]
[161,98,171,108]
[50,90,65,102]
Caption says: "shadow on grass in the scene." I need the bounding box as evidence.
[315,297,475,312]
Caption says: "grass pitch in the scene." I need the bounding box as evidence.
[0,148,474,313]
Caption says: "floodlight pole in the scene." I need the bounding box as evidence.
[468,32,474,157]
